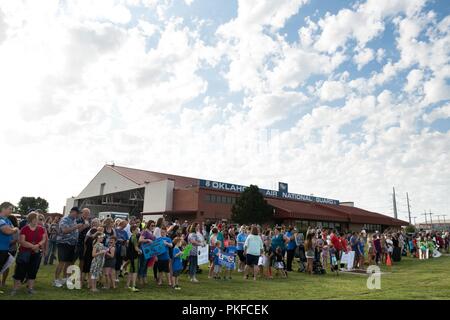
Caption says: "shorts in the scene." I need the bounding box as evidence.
[213,264,221,273]
[157,259,170,273]
[305,250,315,259]
[13,252,42,281]
[172,270,182,277]
[237,250,245,262]
[274,261,285,270]
[57,243,76,263]
[75,243,85,261]
[129,257,138,273]
[246,254,259,266]
[103,258,116,269]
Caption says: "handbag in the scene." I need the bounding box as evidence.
[120,243,127,257]
[16,227,40,264]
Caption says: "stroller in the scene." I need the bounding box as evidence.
[313,256,326,275]
[297,246,307,272]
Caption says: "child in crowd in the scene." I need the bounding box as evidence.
[171,238,184,290]
[260,238,273,279]
[329,243,338,272]
[90,232,107,293]
[224,238,236,280]
[418,237,427,260]
[127,225,141,292]
[157,227,173,286]
[273,247,287,278]
[83,227,97,289]
[103,236,117,289]
[213,241,222,279]
[321,242,329,271]
[357,233,365,269]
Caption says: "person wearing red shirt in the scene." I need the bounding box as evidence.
[340,233,349,254]
[11,212,47,295]
[330,230,341,261]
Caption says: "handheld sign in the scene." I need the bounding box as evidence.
[218,252,235,269]
[226,246,237,254]
[197,245,209,265]
[142,238,167,260]
[181,244,193,260]
[339,251,355,270]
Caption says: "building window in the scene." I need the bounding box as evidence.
[363,224,381,232]
[100,183,105,196]
[210,195,217,203]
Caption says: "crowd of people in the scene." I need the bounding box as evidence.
[1,202,449,295]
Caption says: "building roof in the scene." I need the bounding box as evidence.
[269,198,408,226]
[107,165,198,189]
[268,198,349,222]
[320,203,408,226]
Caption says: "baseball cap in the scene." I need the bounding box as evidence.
[70,207,80,213]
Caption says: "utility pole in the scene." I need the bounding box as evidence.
[429,210,433,229]
[392,187,398,219]
[412,216,417,225]
[422,211,428,228]
[406,192,411,224]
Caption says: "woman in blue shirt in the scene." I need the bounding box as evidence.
[236,226,248,272]
[0,203,18,294]
[285,226,296,271]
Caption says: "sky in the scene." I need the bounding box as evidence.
[0,0,449,223]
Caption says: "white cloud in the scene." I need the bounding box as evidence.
[216,0,309,93]
[353,47,374,70]
[404,69,424,93]
[376,48,385,63]
[246,91,308,126]
[319,80,346,101]
[423,103,450,123]
[0,7,6,44]
[312,0,426,53]
[423,76,450,104]
[0,0,449,219]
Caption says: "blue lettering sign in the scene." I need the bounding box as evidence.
[142,238,166,260]
[199,179,339,205]
[218,252,235,269]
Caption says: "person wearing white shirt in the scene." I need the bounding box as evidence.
[243,226,263,281]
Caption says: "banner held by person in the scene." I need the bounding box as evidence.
[181,244,193,260]
[142,238,167,260]
[218,252,235,270]
[197,245,209,265]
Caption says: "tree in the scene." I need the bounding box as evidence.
[17,197,49,214]
[404,225,416,233]
[231,185,273,224]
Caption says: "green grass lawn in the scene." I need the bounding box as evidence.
[2,256,450,300]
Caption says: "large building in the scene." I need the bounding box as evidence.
[65,165,408,232]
